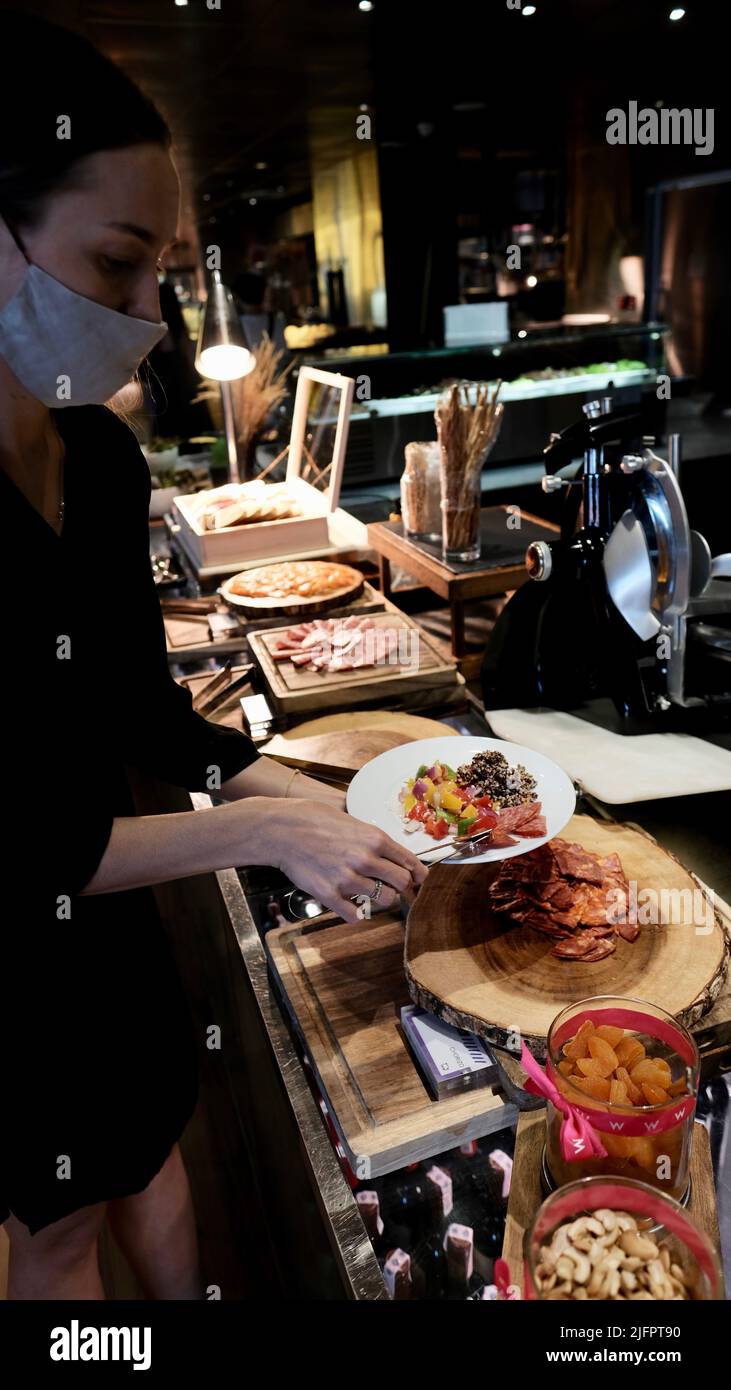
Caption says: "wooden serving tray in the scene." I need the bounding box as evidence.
[265,913,518,1177]
[501,1112,724,1298]
[249,609,459,716]
[405,814,730,1056]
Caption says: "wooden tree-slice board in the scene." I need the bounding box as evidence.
[273,711,460,742]
[405,814,729,1058]
[261,714,459,775]
[220,566,363,618]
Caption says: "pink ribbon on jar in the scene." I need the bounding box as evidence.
[520,1041,608,1162]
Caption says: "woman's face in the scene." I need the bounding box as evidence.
[18,144,179,323]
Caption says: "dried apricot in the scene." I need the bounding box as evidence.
[616,1066,642,1105]
[615,1036,645,1068]
[609,1078,629,1105]
[571,1075,611,1102]
[630,1058,669,1087]
[587,1035,619,1075]
[603,1133,635,1159]
[651,1057,672,1084]
[576,1057,606,1078]
[668,1078,687,1097]
[627,1137,657,1169]
[641,1082,669,1105]
[558,1059,575,1077]
[562,1019,594,1060]
[594,1025,626,1048]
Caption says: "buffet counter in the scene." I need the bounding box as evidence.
[139,706,731,1301]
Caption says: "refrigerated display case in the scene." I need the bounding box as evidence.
[302,323,670,487]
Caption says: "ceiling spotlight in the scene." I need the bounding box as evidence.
[518,330,527,338]
[523,4,537,14]
[255,161,267,171]
[526,274,538,287]
[669,7,685,19]
[358,1,374,11]
[249,197,258,205]
[174,0,188,7]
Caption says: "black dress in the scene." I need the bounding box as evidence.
[0,405,259,1234]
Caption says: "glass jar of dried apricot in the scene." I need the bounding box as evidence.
[544,996,699,1202]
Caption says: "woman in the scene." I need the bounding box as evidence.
[0,14,425,1301]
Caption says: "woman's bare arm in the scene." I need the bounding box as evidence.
[219,754,346,808]
[80,796,427,921]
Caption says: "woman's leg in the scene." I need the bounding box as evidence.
[106,1143,201,1300]
[5,1201,107,1299]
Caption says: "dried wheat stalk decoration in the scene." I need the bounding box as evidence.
[231,334,293,452]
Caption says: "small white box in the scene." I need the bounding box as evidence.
[172,475,332,567]
[172,366,354,570]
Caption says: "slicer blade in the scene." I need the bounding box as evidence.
[603,510,662,641]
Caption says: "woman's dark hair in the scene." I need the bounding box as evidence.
[0,10,171,233]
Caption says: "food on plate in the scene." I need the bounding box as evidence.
[228,560,362,601]
[488,839,631,959]
[533,1208,697,1300]
[270,616,403,674]
[192,481,302,530]
[398,753,546,843]
[455,749,537,809]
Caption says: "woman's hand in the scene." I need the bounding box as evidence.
[81,795,425,915]
[265,799,428,923]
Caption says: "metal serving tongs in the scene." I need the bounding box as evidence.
[417,827,495,866]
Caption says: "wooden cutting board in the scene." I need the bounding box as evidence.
[405,814,729,1057]
[261,712,458,771]
[265,912,517,1176]
[249,610,458,715]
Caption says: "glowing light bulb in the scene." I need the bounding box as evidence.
[196,344,254,382]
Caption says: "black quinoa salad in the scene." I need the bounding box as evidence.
[455,749,537,809]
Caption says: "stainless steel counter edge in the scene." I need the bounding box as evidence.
[191,791,388,1300]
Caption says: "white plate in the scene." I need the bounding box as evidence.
[346,736,576,865]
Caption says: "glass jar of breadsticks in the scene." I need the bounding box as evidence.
[435,382,503,563]
[400,442,441,541]
[542,996,699,1203]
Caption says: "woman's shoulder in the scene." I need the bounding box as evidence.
[58,404,151,508]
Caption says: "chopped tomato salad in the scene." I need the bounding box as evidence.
[399,759,499,841]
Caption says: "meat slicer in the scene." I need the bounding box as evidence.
[481,397,731,732]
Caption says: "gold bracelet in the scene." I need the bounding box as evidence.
[285,767,302,798]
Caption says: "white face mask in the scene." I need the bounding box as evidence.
[0,259,167,407]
